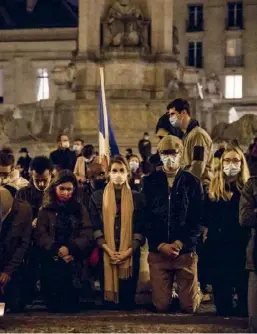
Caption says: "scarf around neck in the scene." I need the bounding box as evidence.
[102,181,134,303]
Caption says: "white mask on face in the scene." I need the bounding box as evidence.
[129,161,139,172]
[223,164,241,177]
[61,141,70,149]
[110,172,127,185]
[161,154,180,170]
[73,145,82,152]
[85,156,94,163]
[169,115,182,128]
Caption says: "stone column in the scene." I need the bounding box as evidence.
[13,57,23,105]
[150,0,173,55]
[78,0,89,54]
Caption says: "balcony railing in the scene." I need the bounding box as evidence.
[186,20,204,32]
[225,55,244,67]
[225,18,243,30]
[185,57,204,69]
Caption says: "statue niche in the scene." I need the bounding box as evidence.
[101,0,150,52]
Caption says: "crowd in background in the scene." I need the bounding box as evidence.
[0,98,257,332]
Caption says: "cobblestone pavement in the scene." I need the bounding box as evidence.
[0,303,249,333]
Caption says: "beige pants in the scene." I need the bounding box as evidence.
[148,252,200,313]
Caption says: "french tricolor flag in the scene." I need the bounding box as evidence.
[99,68,119,163]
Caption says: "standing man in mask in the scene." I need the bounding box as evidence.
[16,156,53,304]
[0,187,32,312]
[143,135,203,313]
[167,99,213,186]
[50,134,76,172]
[73,138,84,158]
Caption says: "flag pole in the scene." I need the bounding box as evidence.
[99,67,110,164]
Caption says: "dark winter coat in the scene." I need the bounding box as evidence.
[0,199,32,276]
[143,169,203,253]
[204,184,249,277]
[49,149,76,172]
[240,177,257,271]
[36,201,93,258]
[16,182,44,219]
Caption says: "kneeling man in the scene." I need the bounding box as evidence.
[143,135,203,313]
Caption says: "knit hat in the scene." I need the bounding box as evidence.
[0,187,14,220]
[157,135,183,154]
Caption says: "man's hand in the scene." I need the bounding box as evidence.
[58,246,69,258]
[159,243,180,258]
[62,255,73,263]
[32,218,37,229]
[78,176,87,183]
[0,273,10,288]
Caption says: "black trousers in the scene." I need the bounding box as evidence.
[211,268,248,316]
[99,249,140,309]
[41,256,80,312]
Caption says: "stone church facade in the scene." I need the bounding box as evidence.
[0,0,256,154]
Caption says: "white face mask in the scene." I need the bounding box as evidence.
[61,141,70,149]
[129,161,139,172]
[161,154,180,170]
[223,164,241,177]
[73,145,82,152]
[110,172,127,185]
[85,156,94,163]
[169,115,181,128]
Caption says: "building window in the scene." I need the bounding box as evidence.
[36,68,49,101]
[225,75,242,99]
[225,38,244,67]
[187,41,203,68]
[227,2,243,29]
[187,5,203,32]
[0,70,3,103]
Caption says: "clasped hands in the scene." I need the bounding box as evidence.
[103,245,132,265]
[159,243,180,259]
[58,246,73,263]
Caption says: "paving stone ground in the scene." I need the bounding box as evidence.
[0,303,249,333]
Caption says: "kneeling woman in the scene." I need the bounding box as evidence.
[89,156,145,309]
[36,170,93,312]
[204,146,250,317]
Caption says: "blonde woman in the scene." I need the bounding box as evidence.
[89,156,145,310]
[204,146,250,317]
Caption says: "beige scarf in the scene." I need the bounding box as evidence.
[102,181,134,303]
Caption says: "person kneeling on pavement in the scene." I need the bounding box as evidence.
[143,135,203,313]
[0,187,32,312]
[36,170,93,313]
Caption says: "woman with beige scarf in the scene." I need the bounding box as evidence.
[89,156,145,310]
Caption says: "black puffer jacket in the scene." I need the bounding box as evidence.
[143,169,203,253]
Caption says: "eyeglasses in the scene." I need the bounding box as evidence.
[223,158,241,164]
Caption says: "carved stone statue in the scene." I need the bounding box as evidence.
[205,72,221,96]
[104,0,149,50]
[51,62,77,90]
[173,25,180,55]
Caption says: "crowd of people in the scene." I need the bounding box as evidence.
[0,98,257,331]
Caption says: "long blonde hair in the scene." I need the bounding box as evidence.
[208,146,250,201]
